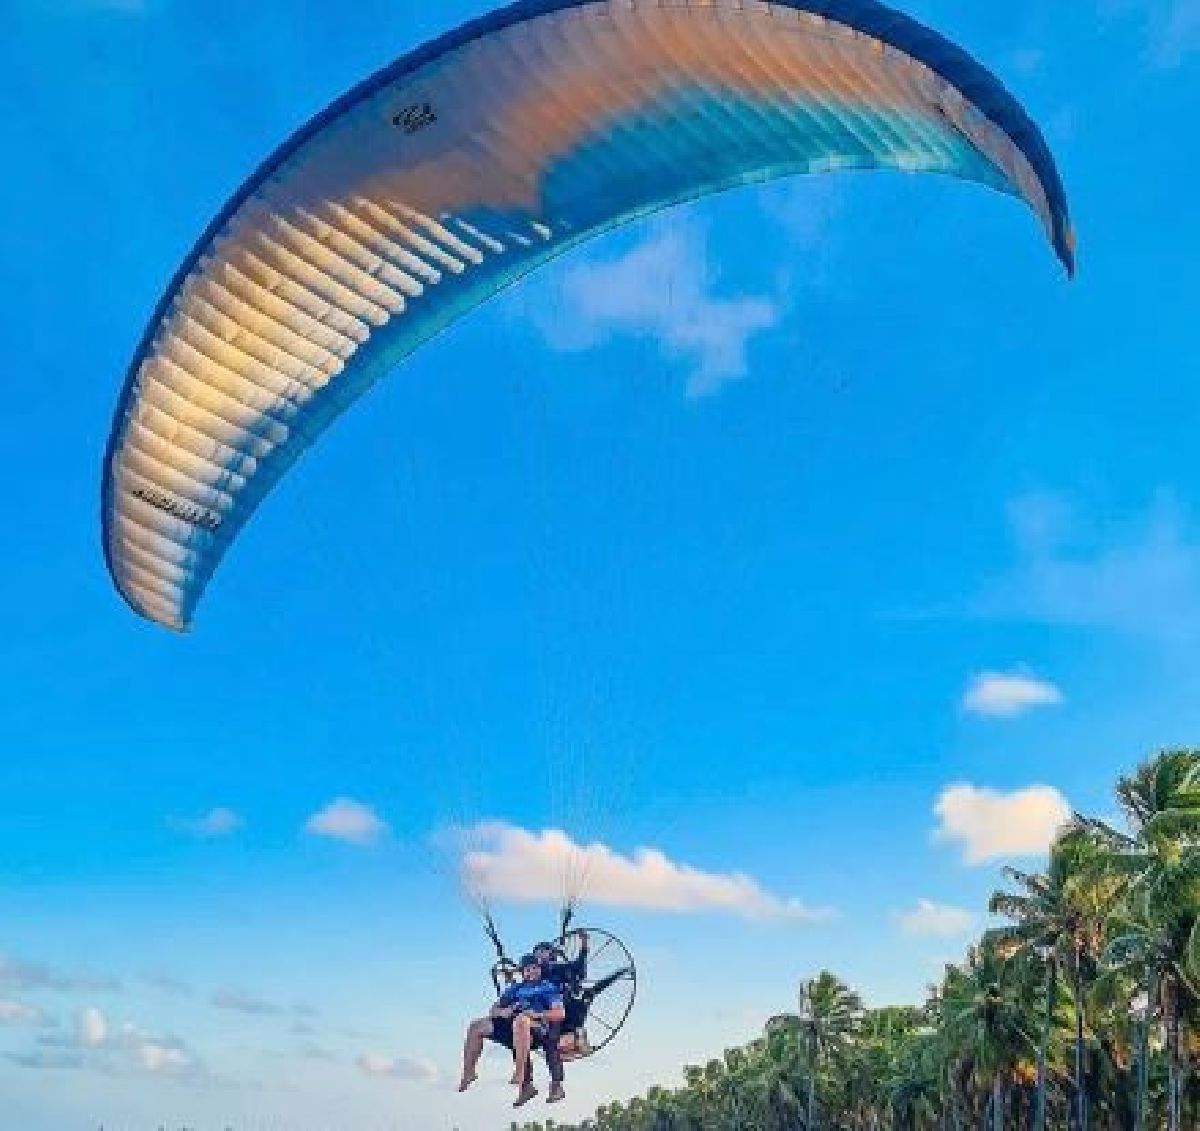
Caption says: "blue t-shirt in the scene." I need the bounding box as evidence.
[499,979,563,1016]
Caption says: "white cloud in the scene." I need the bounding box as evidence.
[1156,0,1200,63]
[971,492,1200,643]
[895,899,977,938]
[961,670,1064,718]
[211,987,283,1016]
[0,953,119,993]
[5,1049,83,1071]
[304,798,388,846]
[357,1051,440,1084]
[459,823,835,922]
[135,1039,194,1076]
[78,1007,107,1048]
[139,972,192,996]
[1010,47,1046,74]
[167,807,243,838]
[62,0,148,11]
[13,1007,204,1080]
[1099,0,1200,66]
[757,179,841,251]
[0,999,47,1027]
[110,1022,201,1079]
[531,224,778,397]
[934,784,1071,865]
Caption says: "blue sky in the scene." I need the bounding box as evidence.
[2,1,1199,1128]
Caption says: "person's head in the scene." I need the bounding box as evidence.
[533,941,556,966]
[519,954,543,983]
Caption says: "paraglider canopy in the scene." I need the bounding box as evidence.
[102,0,1074,631]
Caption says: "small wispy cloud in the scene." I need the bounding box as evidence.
[134,1037,199,1077]
[5,1048,83,1071]
[167,807,243,838]
[1100,0,1200,67]
[357,1051,440,1084]
[894,899,977,938]
[968,492,1200,643]
[459,823,835,922]
[528,223,779,397]
[1010,47,1046,74]
[934,784,1071,865]
[961,670,1064,718]
[78,1006,107,1047]
[0,999,49,1027]
[304,798,389,845]
[0,954,119,994]
[139,972,192,997]
[1158,0,1200,63]
[9,1006,203,1080]
[81,0,149,10]
[211,987,283,1017]
[757,179,841,252]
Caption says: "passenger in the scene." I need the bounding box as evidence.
[458,953,567,1106]
[533,932,590,1037]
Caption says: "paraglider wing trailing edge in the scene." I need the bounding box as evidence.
[101,0,1075,631]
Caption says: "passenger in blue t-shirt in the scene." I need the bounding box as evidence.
[459,954,567,1107]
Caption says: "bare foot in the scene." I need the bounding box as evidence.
[513,1083,538,1107]
[548,1082,566,1103]
[457,1071,477,1093]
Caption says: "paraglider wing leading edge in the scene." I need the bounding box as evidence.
[102,0,1074,630]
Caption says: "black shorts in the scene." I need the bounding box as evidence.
[487,1016,515,1049]
[563,996,586,1032]
[487,1015,554,1050]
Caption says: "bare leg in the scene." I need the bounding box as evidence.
[512,1015,535,1094]
[522,1024,563,1092]
[543,1023,565,1101]
[459,1017,491,1090]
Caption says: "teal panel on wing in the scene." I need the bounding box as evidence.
[539,94,1014,233]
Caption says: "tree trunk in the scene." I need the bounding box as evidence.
[1165,979,1181,1131]
[1035,959,1056,1131]
[1073,945,1087,1131]
[1133,971,1153,1131]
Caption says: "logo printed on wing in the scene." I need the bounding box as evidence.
[392,102,438,135]
[132,485,223,532]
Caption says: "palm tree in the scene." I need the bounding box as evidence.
[988,821,1117,1131]
[989,874,1059,1131]
[791,972,862,1130]
[1089,750,1200,1131]
[887,1029,942,1131]
[939,942,1038,1131]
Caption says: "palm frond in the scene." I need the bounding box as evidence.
[1186,918,1200,985]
